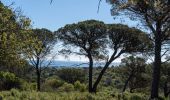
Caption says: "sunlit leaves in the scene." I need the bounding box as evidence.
[0,2,31,68]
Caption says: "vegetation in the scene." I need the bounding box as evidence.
[56,20,151,93]
[23,28,56,91]
[106,0,170,99]
[0,1,169,100]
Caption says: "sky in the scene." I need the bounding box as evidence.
[1,0,137,62]
[2,0,117,31]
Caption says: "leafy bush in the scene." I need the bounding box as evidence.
[74,81,86,92]
[0,71,22,90]
[58,83,74,92]
[129,93,147,100]
[42,77,64,91]
[57,68,86,84]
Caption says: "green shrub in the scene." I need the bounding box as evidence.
[129,93,147,100]
[42,78,64,91]
[20,81,37,91]
[130,94,143,100]
[10,88,20,97]
[57,68,86,84]
[74,81,86,92]
[0,94,3,100]
[58,83,74,92]
[0,71,22,90]
[29,83,37,90]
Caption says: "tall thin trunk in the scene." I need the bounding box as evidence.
[122,72,133,92]
[36,69,41,91]
[88,53,93,93]
[36,57,41,91]
[151,24,162,99]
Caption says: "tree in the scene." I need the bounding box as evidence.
[23,28,56,91]
[92,24,151,92]
[120,56,147,93]
[56,20,150,92]
[106,0,170,98]
[57,20,107,92]
[0,2,31,70]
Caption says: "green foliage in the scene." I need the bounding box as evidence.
[58,83,74,92]
[42,77,64,92]
[107,24,152,53]
[56,20,108,60]
[0,2,31,68]
[0,71,22,90]
[129,94,145,100]
[74,81,86,92]
[21,82,37,91]
[57,68,86,84]
[119,56,148,92]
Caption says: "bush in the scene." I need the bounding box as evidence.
[74,81,86,92]
[0,71,22,90]
[42,77,64,91]
[57,68,86,84]
[58,83,74,92]
[10,89,20,97]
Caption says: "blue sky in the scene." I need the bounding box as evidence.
[1,0,119,31]
[1,0,137,62]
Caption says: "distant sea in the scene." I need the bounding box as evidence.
[43,61,120,67]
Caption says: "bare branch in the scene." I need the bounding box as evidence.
[97,0,102,13]
[41,52,58,71]
[161,50,169,58]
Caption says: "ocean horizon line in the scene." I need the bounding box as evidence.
[40,60,120,67]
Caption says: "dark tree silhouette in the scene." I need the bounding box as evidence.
[56,20,151,93]
[120,56,147,92]
[106,0,170,98]
[57,20,107,92]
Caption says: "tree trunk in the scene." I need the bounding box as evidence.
[122,72,133,92]
[151,25,162,99]
[88,53,93,93]
[36,69,41,91]
[36,57,41,91]
[92,61,111,92]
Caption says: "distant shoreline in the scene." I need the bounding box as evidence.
[38,60,120,67]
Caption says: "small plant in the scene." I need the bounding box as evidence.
[58,83,74,92]
[74,81,86,92]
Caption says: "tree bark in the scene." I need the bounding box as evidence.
[122,72,133,92]
[88,53,93,93]
[36,57,41,91]
[36,69,41,91]
[92,61,111,92]
[151,24,162,99]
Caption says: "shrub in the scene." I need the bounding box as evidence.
[0,71,22,90]
[57,68,86,84]
[58,83,74,92]
[10,88,20,97]
[74,81,86,92]
[42,77,64,91]
[129,93,147,100]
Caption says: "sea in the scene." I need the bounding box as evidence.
[42,60,120,67]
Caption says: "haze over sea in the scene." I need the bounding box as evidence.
[44,61,120,67]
